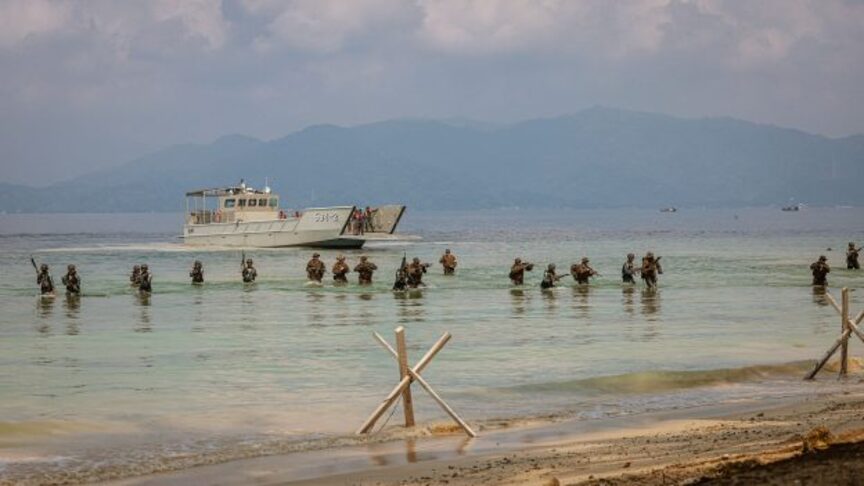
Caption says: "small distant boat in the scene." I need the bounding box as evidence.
[781,204,801,212]
[660,207,677,213]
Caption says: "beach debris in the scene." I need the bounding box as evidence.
[357,327,476,437]
[805,288,864,380]
[801,426,835,453]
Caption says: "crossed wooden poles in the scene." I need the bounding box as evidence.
[356,327,477,437]
[806,288,864,380]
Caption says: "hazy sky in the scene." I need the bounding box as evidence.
[2,0,863,186]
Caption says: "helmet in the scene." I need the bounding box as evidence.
[337,255,345,260]
[819,255,827,262]
[312,253,320,258]
[360,256,368,261]
[40,263,48,271]
[627,253,635,259]
[445,249,451,254]
[646,252,654,258]
[141,264,148,270]
[548,263,556,270]
[67,264,75,271]
[850,242,856,247]
[581,257,589,263]
[413,257,420,263]
[515,258,522,264]
[194,260,201,266]
[246,259,253,264]
[133,265,140,270]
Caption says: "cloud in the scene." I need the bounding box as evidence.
[247,0,418,53]
[0,0,70,47]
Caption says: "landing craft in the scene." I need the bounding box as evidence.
[182,181,414,248]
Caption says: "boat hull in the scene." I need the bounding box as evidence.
[181,205,410,248]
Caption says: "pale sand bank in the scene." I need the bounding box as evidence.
[104,382,864,486]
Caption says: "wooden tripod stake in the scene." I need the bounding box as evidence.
[805,288,864,380]
[357,327,477,437]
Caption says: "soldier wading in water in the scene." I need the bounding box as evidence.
[306,253,326,282]
[541,263,567,289]
[439,249,458,275]
[847,242,861,270]
[332,255,350,283]
[36,263,55,295]
[130,265,142,286]
[138,264,153,293]
[189,260,204,284]
[641,252,662,289]
[241,258,257,283]
[62,264,81,295]
[354,256,378,285]
[509,258,534,285]
[570,257,598,284]
[621,253,638,284]
[406,257,430,288]
[811,255,830,286]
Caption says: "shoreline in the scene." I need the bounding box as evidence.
[104,382,864,485]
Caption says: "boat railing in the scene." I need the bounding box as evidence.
[187,210,236,225]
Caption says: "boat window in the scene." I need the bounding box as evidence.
[269,198,278,208]
[224,199,236,208]
[238,199,246,207]
[249,199,258,207]
[258,198,267,207]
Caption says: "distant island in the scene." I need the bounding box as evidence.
[2,107,862,213]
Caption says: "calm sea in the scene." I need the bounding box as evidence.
[1,208,862,484]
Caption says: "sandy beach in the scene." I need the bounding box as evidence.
[105,375,864,486]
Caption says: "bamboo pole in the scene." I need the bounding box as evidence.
[357,332,451,434]
[374,332,477,437]
[847,319,864,346]
[805,328,852,380]
[825,292,842,314]
[840,289,849,377]
[395,327,416,427]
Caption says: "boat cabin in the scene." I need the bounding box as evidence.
[185,182,291,225]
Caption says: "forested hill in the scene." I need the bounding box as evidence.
[3,107,862,212]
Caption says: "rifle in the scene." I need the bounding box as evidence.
[392,253,408,290]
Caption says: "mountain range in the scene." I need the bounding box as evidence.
[2,107,862,213]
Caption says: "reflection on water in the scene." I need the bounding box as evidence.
[812,286,830,307]
[641,288,661,319]
[510,288,528,316]
[307,291,326,326]
[395,291,426,323]
[572,285,592,319]
[622,286,636,317]
[36,296,54,320]
[64,294,81,335]
[134,293,152,333]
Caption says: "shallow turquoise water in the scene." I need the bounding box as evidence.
[0,208,862,483]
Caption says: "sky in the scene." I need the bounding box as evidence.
[1,0,863,186]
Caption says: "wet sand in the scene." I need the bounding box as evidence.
[106,381,864,486]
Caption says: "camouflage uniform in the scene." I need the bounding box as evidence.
[139,265,153,293]
[621,253,637,284]
[37,264,54,295]
[509,258,534,285]
[190,261,204,284]
[641,252,662,289]
[439,249,458,275]
[242,259,257,283]
[130,265,141,286]
[570,257,597,284]
[847,243,860,270]
[332,256,350,283]
[354,256,378,285]
[810,256,830,286]
[307,254,326,282]
[406,258,429,288]
[61,264,81,294]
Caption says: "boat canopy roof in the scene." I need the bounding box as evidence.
[185,185,272,198]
